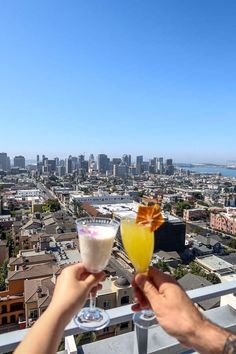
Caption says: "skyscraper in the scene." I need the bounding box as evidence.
[65,157,73,174]
[122,154,131,166]
[165,159,174,175]
[0,153,9,171]
[78,155,85,169]
[14,155,25,169]
[97,154,109,174]
[157,157,164,174]
[136,155,143,175]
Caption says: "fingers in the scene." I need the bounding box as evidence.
[148,267,176,289]
[90,284,102,297]
[135,273,160,309]
[84,271,106,288]
[132,303,142,312]
[133,287,149,308]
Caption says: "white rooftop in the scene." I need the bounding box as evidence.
[196,255,233,271]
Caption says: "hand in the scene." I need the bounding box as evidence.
[49,263,105,325]
[132,267,205,348]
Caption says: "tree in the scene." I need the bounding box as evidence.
[0,272,5,291]
[155,260,170,273]
[206,273,221,284]
[42,199,61,213]
[172,265,188,280]
[6,234,14,257]
[163,203,172,212]
[75,332,96,345]
[0,258,8,291]
[192,192,203,200]
[174,201,192,217]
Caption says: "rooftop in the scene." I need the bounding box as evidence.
[196,255,234,272]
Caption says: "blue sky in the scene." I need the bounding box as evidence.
[0,0,236,163]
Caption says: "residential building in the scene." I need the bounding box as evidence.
[183,208,207,221]
[70,193,133,206]
[178,273,220,310]
[210,208,236,236]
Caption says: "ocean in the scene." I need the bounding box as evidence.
[181,166,236,178]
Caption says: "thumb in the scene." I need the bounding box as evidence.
[84,272,105,289]
[135,273,159,303]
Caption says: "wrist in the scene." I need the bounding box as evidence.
[46,302,72,327]
[190,319,229,354]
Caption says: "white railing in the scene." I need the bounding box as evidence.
[1,280,236,354]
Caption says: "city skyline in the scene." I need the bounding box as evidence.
[0,151,235,166]
[1,1,236,163]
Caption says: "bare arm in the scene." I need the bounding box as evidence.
[133,267,236,354]
[14,264,104,354]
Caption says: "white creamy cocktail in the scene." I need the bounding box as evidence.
[75,217,119,331]
[79,224,117,273]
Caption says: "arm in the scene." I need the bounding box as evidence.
[132,267,236,354]
[14,264,104,354]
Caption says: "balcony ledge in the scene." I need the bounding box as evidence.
[0,280,236,354]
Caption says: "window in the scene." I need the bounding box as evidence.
[103,326,109,333]
[1,305,7,314]
[29,309,38,319]
[1,317,7,325]
[120,321,129,330]
[121,296,129,305]
[103,300,111,309]
[10,315,16,323]
[10,302,23,312]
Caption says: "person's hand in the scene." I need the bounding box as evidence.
[48,263,105,325]
[132,267,206,348]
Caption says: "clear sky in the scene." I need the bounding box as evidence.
[0,0,236,163]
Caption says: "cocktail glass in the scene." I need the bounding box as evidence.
[74,217,119,330]
[121,218,157,328]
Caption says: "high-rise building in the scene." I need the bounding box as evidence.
[136,155,143,175]
[78,155,85,169]
[70,156,78,171]
[47,159,56,173]
[54,157,59,166]
[65,158,73,174]
[88,154,95,171]
[7,156,11,170]
[112,158,122,165]
[57,165,66,177]
[113,162,128,178]
[14,155,25,169]
[165,159,174,175]
[157,157,164,174]
[0,153,8,171]
[37,155,40,163]
[97,154,109,174]
[122,154,131,166]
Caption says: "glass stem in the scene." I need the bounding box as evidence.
[142,309,155,319]
[89,292,96,312]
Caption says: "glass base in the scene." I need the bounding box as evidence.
[74,307,110,331]
[133,310,157,329]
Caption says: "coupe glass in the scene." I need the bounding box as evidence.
[74,217,119,330]
[121,218,157,328]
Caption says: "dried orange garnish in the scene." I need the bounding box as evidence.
[136,204,164,232]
